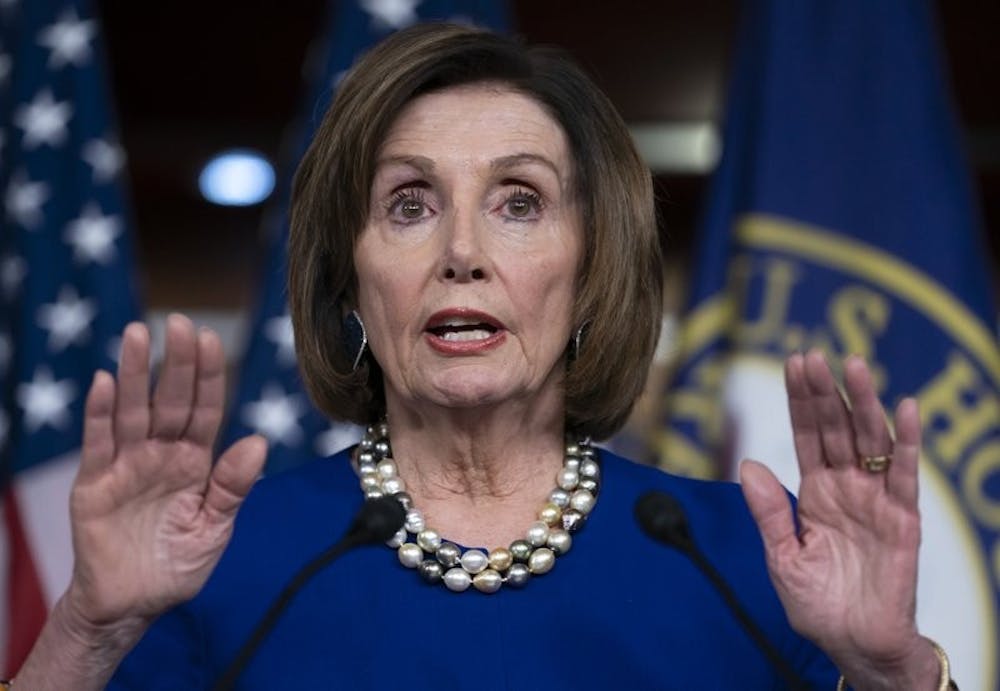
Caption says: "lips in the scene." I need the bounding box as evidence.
[424,309,506,353]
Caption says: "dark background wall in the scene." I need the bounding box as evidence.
[95,1,1000,316]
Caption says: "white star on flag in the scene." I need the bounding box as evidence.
[37,8,97,68]
[241,383,306,447]
[17,367,77,433]
[315,423,363,457]
[360,0,421,31]
[65,203,122,264]
[82,137,125,182]
[265,313,296,366]
[5,172,51,228]
[1,253,27,299]
[13,89,73,149]
[36,285,98,352]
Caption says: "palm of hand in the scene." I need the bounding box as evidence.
[66,317,266,628]
[741,351,922,668]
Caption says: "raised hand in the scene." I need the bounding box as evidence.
[64,314,267,630]
[740,350,939,688]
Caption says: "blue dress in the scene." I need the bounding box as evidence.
[109,448,840,689]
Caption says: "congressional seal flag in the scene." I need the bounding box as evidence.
[0,0,140,676]
[221,0,509,475]
[659,1,1000,688]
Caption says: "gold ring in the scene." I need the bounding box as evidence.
[859,454,892,473]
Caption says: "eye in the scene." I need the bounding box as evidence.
[500,187,543,221]
[386,187,432,223]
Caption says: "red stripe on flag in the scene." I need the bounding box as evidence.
[3,487,48,676]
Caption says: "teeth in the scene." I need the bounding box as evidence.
[441,318,485,328]
[441,329,493,341]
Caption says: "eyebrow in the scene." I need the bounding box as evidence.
[375,155,436,174]
[490,153,562,180]
[376,153,561,179]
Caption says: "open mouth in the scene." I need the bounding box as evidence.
[427,320,499,342]
[424,310,505,344]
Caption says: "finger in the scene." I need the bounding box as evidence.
[114,322,151,445]
[740,459,799,560]
[784,353,824,474]
[150,314,198,440]
[843,355,894,460]
[203,435,268,520]
[886,398,920,507]
[183,328,226,448]
[79,370,116,482]
[803,349,858,469]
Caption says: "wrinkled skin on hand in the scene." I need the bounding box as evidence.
[66,315,267,630]
[741,351,938,689]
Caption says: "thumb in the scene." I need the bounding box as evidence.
[740,459,798,559]
[204,435,268,519]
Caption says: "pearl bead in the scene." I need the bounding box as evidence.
[460,549,488,574]
[385,527,407,548]
[360,475,380,490]
[416,529,442,552]
[398,543,423,568]
[580,458,600,479]
[488,548,513,572]
[436,542,461,567]
[405,509,425,533]
[443,567,471,592]
[564,457,581,471]
[549,488,570,508]
[578,478,598,493]
[565,443,580,456]
[473,569,503,593]
[358,459,376,474]
[528,547,555,574]
[547,529,572,555]
[557,468,579,490]
[509,540,533,562]
[377,422,389,438]
[581,446,595,458]
[506,563,530,587]
[418,559,444,584]
[394,491,413,510]
[374,440,390,456]
[526,521,550,547]
[570,489,596,514]
[364,488,384,500]
[539,503,562,526]
[376,459,397,479]
[562,509,585,531]
[381,477,406,495]
[359,437,373,451]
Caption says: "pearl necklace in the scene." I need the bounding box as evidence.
[352,423,600,593]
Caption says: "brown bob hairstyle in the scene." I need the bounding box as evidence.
[288,22,662,440]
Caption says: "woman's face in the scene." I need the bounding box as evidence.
[354,83,582,415]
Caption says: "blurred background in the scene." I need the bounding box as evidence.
[3,0,999,688]
[101,1,999,321]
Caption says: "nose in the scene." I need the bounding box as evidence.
[440,207,488,282]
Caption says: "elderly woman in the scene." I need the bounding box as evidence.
[13,23,951,690]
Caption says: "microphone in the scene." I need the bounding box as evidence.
[212,496,406,691]
[635,491,810,691]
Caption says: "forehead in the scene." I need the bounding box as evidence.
[378,83,571,167]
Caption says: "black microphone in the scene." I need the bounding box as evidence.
[212,496,406,691]
[635,491,810,691]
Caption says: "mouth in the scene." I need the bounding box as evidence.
[424,309,505,344]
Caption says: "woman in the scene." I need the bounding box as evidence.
[12,23,951,690]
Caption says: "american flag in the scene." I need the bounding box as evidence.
[221,0,510,475]
[0,0,139,675]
